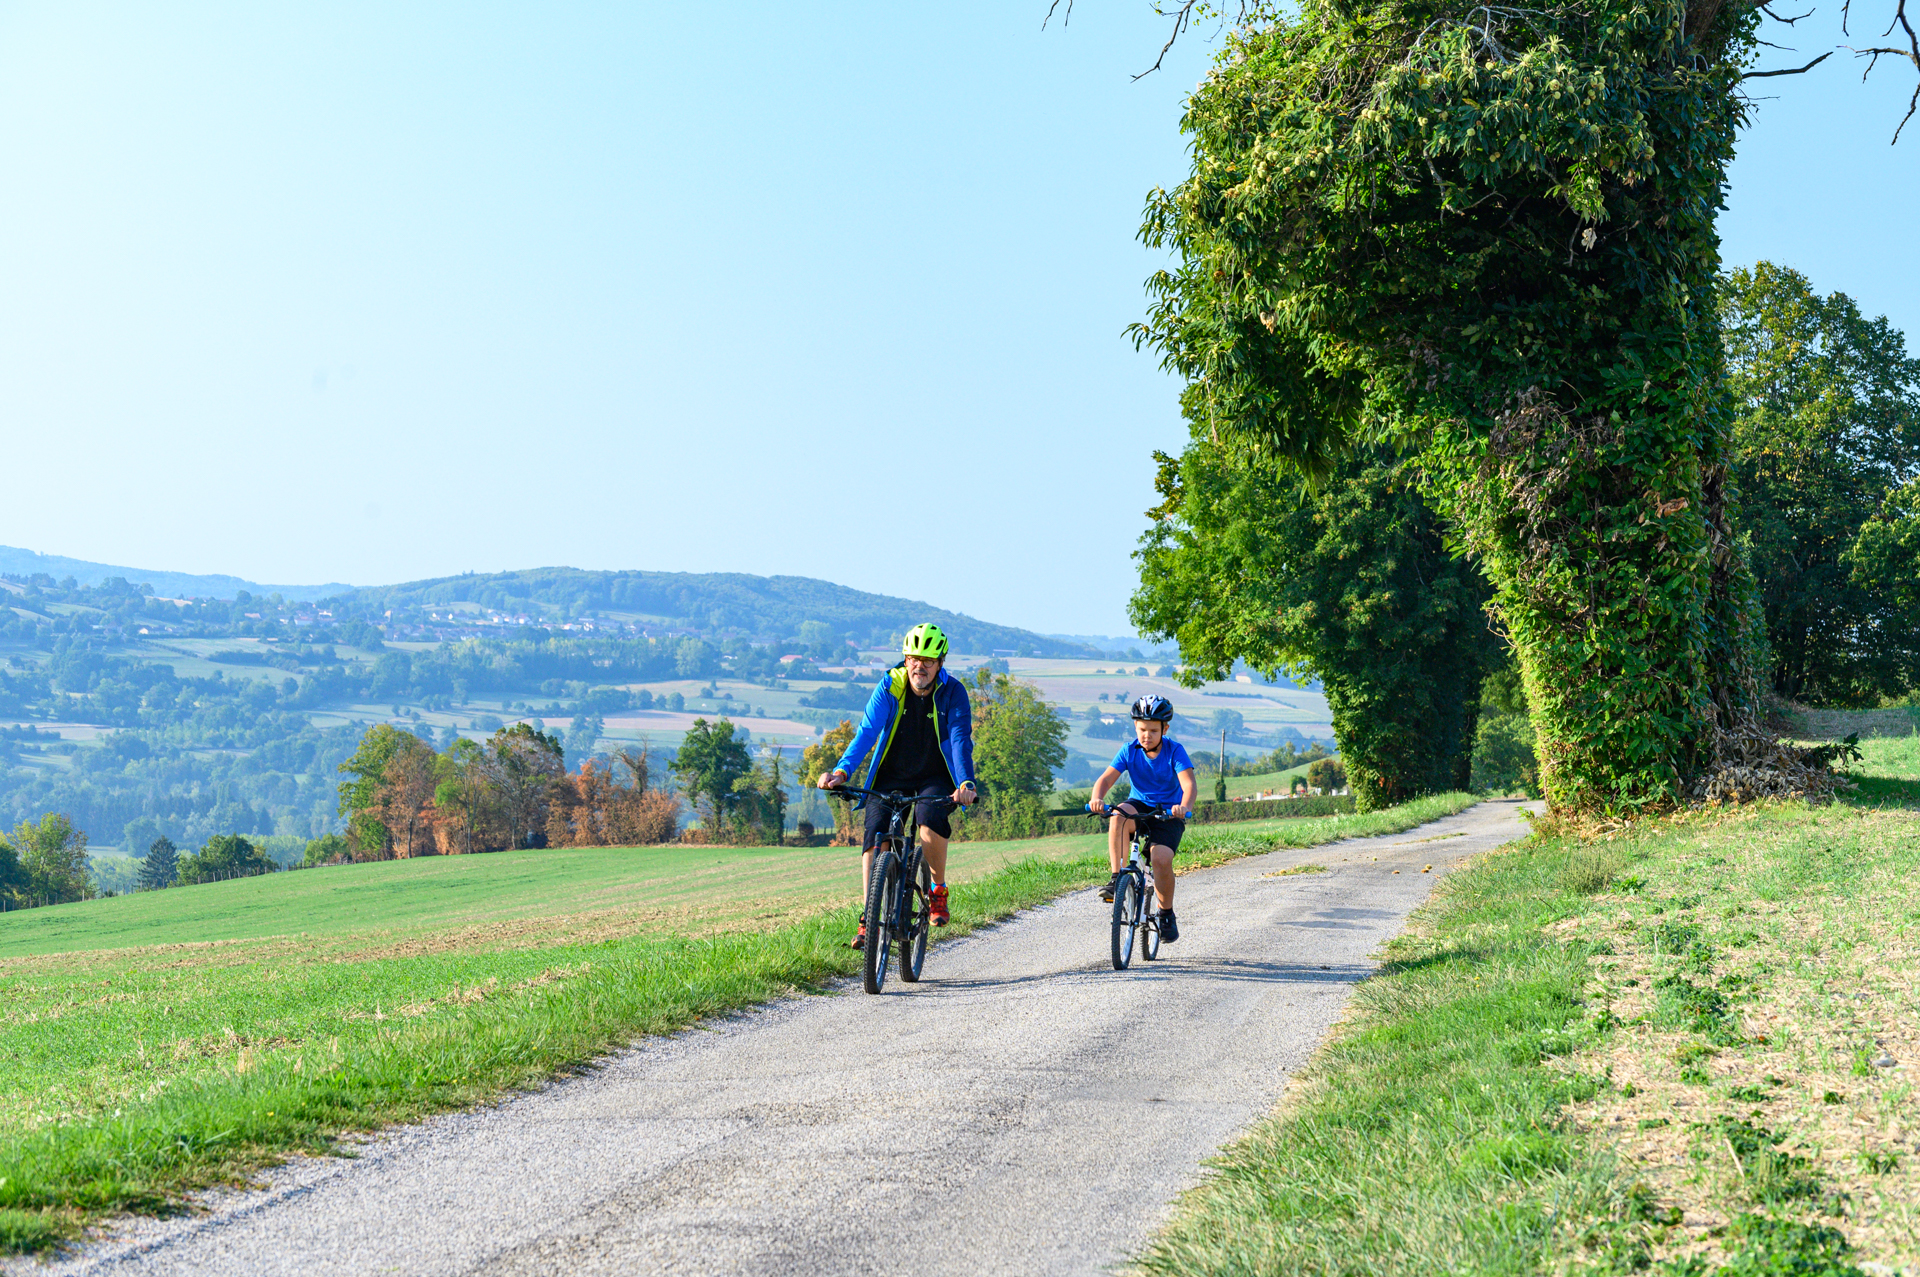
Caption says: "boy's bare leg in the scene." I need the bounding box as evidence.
[1108,814,1133,873]
[1151,844,1176,910]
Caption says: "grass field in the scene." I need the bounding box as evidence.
[0,792,1478,1253]
[1138,760,1920,1275]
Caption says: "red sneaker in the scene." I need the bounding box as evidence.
[849,915,866,950]
[930,884,950,927]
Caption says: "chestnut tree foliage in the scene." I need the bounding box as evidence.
[1722,263,1920,704]
[1131,0,1796,813]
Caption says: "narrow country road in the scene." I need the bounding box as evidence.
[24,800,1534,1277]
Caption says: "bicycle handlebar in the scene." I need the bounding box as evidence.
[1087,802,1174,822]
[820,784,960,813]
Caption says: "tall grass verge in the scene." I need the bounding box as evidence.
[1138,793,1920,1275]
[1137,832,1644,1276]
[0,792,1479,1255]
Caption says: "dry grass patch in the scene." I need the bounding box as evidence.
[1550,803,1920,1271]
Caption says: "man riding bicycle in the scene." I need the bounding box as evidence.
[1089,695,1197,943]
[817,623,979,949]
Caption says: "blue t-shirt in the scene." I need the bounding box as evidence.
[1110,738,1195,808]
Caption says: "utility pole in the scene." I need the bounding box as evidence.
[1216,724,1228,804]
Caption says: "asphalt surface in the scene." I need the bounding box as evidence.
[22,799,1535,1277]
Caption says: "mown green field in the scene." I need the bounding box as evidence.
[0,793,1479,1253]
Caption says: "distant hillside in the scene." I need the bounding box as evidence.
[0,546,350,602]
[327,568,1095,657]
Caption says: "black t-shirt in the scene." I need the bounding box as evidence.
[873,685,949,791]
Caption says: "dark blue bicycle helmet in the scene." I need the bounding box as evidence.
[1129,695,1174,723]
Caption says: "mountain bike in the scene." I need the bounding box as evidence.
[1090,803,1172,970]
[825,785,957,995]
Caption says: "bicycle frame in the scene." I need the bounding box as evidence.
[825,785,954,993]
[1094,804,1169,970]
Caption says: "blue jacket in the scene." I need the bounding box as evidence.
[833,664,977,808]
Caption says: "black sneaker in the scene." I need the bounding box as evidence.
[1157,909,1179,944]
[1099,874,1120,903]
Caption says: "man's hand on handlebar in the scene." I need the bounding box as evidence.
[951,782,978,807]
[817,768,848,790]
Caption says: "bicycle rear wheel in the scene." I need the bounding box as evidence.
[1111,872,1140,970]
[863,848,903,994]
[1140,892,1162,961]
[899,857,929,982]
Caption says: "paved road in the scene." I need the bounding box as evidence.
[24,800,1533,1277]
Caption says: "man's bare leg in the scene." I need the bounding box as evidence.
[918,827,949,881]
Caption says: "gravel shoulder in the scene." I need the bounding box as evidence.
[16,799,1535,1277]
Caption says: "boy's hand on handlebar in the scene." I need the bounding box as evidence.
[1087,796,1107,815]
[1171,804,1191,819]
[817,769,848,790]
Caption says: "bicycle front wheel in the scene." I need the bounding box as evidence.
[1111,872,1140,970]
[863,848,903,994]
[900,858,930,982]
[1141,895,1162,962]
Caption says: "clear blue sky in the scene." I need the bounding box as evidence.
[0,3,1912,636]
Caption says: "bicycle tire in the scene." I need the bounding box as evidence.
[1111,872,1139,970]
[863,848,902,994]
[900,857,929,982]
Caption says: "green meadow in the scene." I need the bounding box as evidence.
[0,793,1477,1252]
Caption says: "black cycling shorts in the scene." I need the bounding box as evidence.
[863,781,954,851]
[1116,803,1186,854]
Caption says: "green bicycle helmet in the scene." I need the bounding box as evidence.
[902,623,949,660]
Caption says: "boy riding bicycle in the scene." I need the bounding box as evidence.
[1089,695,1196,943]
[817,623,978,949]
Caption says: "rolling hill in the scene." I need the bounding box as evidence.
[325,567,1095,657]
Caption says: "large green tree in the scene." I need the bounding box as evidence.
[1848,479,1920,634]
[481,722,565,849]
[5,813,93,906]
[1132,445,1496,808]
[969,668,1070,801]
[1722,263,1920,703]
[1133,0,1791,812]
[672,718,753,828]
[335,723,413,854]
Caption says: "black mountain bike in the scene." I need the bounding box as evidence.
[1091,803,1171,970]
[827,786,956,995]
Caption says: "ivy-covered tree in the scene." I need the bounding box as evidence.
[1127,0,1883,812]
[1722,263,1920,704]
[1132,445,1496,809]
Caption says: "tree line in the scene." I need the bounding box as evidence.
[1135,261,1920,812]
[330,723,681,860]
